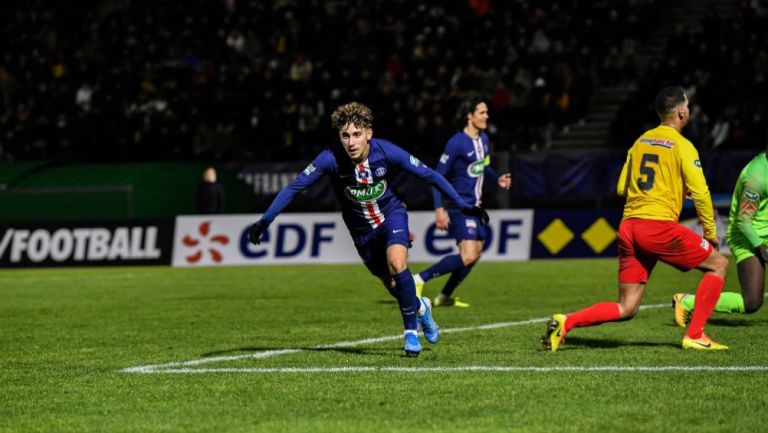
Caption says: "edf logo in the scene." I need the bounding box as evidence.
[424,219,524,255]
[240,222,337,258]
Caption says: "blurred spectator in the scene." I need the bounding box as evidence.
[197,166,224,214]
[612,1,768,150]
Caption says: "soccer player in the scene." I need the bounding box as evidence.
[541,86,730,351]
[247,102,489,357]
[413,97,511,307]
[672,147,768,324]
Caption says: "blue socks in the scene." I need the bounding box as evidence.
[419,254,464,282]
[418,254,474,297]
[441,263,475,297]
[391,269,420,331]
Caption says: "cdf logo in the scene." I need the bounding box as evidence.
[181,221,229,263]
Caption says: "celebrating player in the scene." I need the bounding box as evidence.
[413,97,511,307]
[673,146,768,324]
[248,102,489,357]
[542,86,730,351]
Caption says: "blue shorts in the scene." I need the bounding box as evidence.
[447,207,488,243]
[352,205,410,279]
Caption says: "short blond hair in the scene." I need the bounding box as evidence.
[331,102,373,130]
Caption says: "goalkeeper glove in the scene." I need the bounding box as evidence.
[461,206,490,225]
[248,220,269,245]
[758,244,768,262]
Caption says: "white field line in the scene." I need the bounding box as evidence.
[122,303,671,374]
[132,365,768,374]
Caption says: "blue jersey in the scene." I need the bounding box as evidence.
[261,138,472,236]
[432,131,499,209]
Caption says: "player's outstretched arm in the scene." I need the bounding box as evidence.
[248,220,268,245]
[248,153,329,245]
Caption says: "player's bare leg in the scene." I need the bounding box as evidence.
[738,256,765,313]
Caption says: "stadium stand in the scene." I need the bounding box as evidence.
[1,0,664,162]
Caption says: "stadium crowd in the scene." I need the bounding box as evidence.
[4,0,764,164]
[1,0,662,163]
[612,0,768,150]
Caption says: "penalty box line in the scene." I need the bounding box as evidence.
[122,303,672,374]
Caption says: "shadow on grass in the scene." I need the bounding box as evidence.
[374,300,397,305]
[663,317,765,328]
[200,344,423,358]
[707,317,759,327]
[564,336,678,349]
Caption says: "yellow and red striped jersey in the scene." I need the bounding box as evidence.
[617,125,716,239]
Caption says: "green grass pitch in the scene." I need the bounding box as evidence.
[1,259,766,432]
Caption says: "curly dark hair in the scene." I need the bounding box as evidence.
[331,102,374,130]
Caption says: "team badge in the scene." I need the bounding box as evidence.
[744,189,760,201]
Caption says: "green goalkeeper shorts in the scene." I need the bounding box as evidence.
[727,230,764,264]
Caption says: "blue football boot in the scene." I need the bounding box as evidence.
[404,332,421,357]
[418,297,439,344]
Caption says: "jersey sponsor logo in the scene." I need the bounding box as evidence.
[639,138,674,149]
[409,155,421,167]
[375,167,387,177]
[694,160,701,168]
[466,160,485,177]
[744,189,760,201]
[303,163,316,176]
[344,180,387,202]
[439,153,449,164]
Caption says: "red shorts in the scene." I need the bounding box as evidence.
[618,219,712,284]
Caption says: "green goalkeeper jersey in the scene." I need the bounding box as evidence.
[728,151,768,249]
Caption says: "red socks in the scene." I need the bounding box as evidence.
[565,302,621,332]
[563,275,724,339]
[686,274,725,339]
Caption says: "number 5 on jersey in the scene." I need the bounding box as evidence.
[637,153,658,191]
